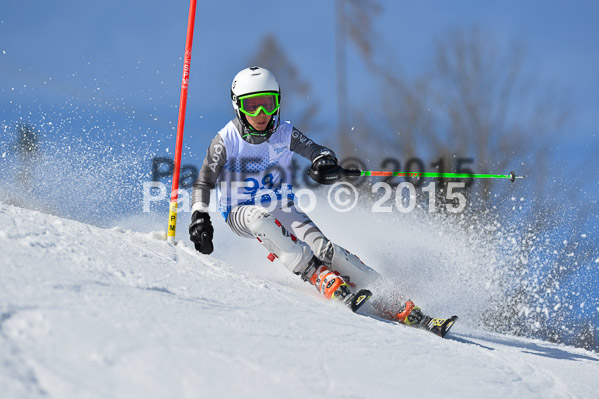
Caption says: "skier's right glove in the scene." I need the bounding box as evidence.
[189,211,214,254]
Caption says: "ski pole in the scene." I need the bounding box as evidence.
[167,0,197,244]
[341,169,526,182]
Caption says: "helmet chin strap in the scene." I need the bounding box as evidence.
[239,112,280,138]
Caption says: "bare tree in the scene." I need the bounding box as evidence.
[358,27,569,208]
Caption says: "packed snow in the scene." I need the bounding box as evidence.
[1,201,598,399]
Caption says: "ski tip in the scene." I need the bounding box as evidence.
[440,315,458,338]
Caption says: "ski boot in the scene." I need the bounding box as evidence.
[300,258,372,312]
[393,300,458,338]
[309,264,353,300]
[395,300,426,326]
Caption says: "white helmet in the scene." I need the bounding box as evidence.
[231,66,281,135]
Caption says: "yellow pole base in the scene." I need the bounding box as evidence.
[167,201,178,245]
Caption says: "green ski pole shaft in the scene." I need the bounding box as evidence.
[342,169,526,182]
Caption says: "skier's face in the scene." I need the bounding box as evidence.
[246,110,272,131]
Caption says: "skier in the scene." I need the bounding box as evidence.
[189,66,424,326]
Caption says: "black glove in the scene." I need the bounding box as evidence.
[312,152,338,171]
[308,152,343,185]
[189,211,214,254]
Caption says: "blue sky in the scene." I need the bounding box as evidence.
[2,0,598,143]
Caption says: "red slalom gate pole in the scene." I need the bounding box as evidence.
[167,0,197,244]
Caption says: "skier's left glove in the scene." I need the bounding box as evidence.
[312,151,338,171]
[308,151,343,185]
[189,211,214,254]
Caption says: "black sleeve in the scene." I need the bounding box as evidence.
[290,127,337,162]
[191,134,227,212]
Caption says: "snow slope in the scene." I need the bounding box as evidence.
[1,201,598,399]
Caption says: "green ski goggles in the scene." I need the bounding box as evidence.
[239,92,280,117]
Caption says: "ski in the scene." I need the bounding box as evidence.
[419,315,458,338]
[346,289,372,313]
